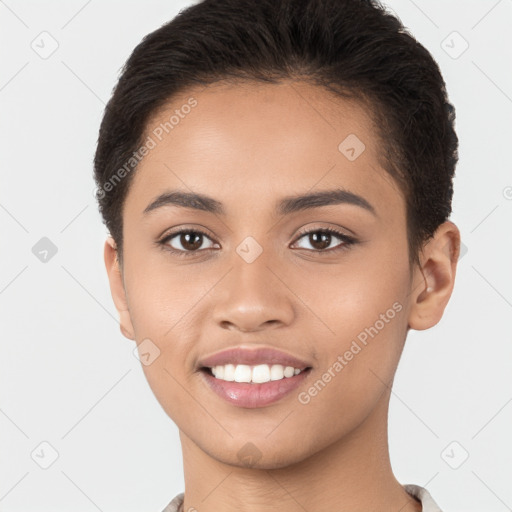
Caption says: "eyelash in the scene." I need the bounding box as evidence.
[157,227,357,258]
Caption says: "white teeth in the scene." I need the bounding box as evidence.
[210,364,304,383]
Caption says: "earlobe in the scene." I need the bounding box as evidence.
[104,236,136,341]
[408,221,461,331]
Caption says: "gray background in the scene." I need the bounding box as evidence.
[1,0,511,510]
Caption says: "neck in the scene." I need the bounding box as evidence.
[178,387,422,512]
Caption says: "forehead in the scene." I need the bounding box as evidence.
[125,80,401,218]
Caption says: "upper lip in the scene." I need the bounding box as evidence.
[198,346,312,370]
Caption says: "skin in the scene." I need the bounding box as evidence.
[104,80,460,512]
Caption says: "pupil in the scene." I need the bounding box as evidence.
[182,232,202,250]
[311,232,330,250]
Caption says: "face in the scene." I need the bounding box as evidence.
[104,80,452,468]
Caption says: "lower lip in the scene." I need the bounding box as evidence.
[199,368,312,408]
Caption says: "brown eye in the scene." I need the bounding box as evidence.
[160,229,217,255]
[293,228,356,253]
[177,232,203,251]
[306,231,332,250]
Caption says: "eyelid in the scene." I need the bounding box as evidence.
[293,223,354,240]
[158,223,215,240]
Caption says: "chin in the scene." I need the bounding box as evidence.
[204,438,313,470]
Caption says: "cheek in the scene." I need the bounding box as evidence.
[290,290,408,448]
[289,246,410,344]
[122,254,206,404]
[290,244,410,408]
[122,248,210,338]
[126,266,205,427]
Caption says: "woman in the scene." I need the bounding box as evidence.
[94,0,460,510]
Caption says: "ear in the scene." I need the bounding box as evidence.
[104,236,135,340]
[408,221,461,331]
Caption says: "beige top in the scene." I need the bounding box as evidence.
[161,483,444,511]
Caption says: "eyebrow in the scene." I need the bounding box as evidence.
[143,188,377,217]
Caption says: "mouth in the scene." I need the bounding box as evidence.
[198,365,313,408]
[197,346,312,374]
[199,364,312,383]
[196,346,313,407]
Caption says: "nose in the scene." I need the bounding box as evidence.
[211,254,295,333]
